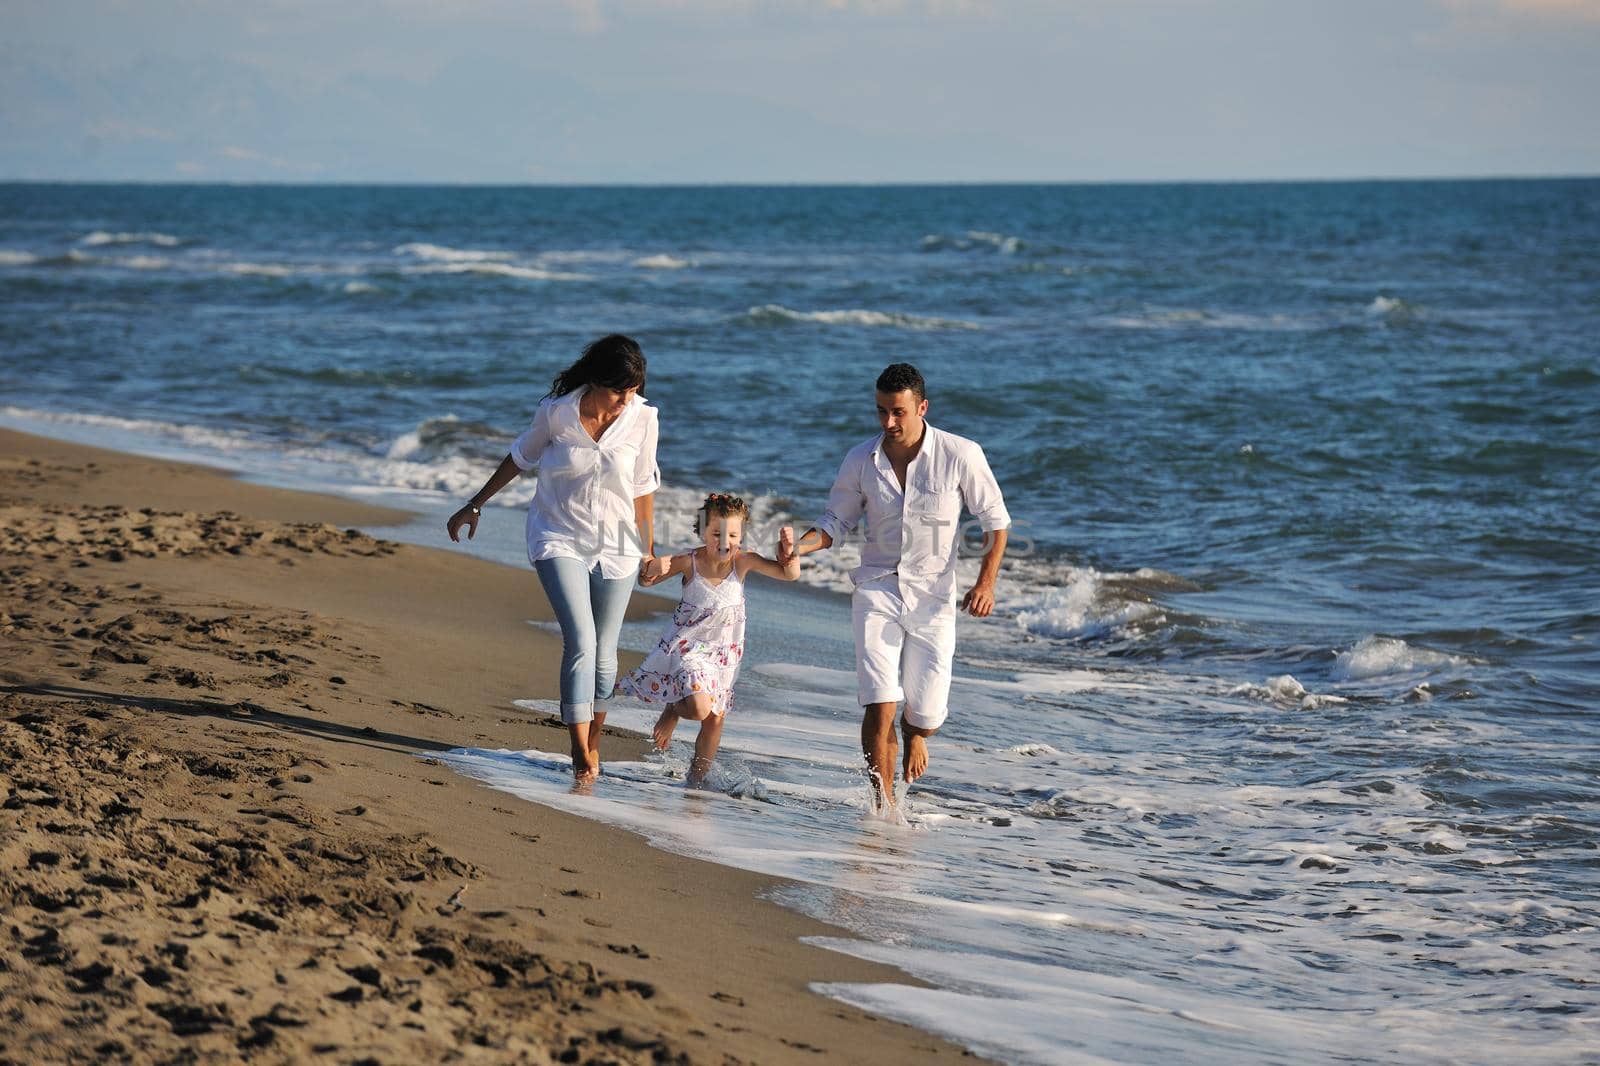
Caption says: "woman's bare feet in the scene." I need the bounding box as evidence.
[589,710,607,774]
[652,706,680,750]
[569,718,602,785]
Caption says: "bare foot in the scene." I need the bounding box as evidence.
[588,712,606,774]
[570,766,597,795]
[902,731,929,784]
[572,753,599,786]
[652,707,680,750]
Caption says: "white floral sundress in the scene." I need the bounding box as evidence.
[615,553,746,716]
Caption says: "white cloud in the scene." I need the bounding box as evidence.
[220,145,325,173]
[1437,0,1600,22]
[87,119,176,142]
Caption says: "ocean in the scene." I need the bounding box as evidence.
[2,180,1597,1063]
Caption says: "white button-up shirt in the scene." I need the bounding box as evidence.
[509,387,660,579]
[815,424,1010,611]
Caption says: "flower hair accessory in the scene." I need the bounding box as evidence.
[696,491,751,533]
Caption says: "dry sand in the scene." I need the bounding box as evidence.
[0,429,981,1065]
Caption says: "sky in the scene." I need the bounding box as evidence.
[3,0,1597,184]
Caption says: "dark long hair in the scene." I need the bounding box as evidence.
[546,334,647,399]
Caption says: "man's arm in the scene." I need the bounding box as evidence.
[960,528,1008,617]
[788,527,833,560]
[959,442,1011,617]
[779,451,862,564]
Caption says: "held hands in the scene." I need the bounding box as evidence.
[446,504,480,542]
[961,580,996,617]
[777,527,800,577]
[638,554,672,586]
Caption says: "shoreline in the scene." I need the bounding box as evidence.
[0,427,983,1064]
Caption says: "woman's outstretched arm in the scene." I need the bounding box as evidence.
[446,454,523,542]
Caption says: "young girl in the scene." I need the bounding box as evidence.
[615,493,799,786]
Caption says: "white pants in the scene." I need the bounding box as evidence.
[852,576,956,730]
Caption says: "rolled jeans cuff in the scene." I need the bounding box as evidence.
[561,701,594,725]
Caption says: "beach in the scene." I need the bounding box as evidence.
[3,179,1596,1063]
[0,426,979,1064]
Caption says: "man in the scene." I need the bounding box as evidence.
[780,363,1010,807]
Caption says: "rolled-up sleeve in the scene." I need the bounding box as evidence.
[816,451,866,546]
[633,406,661,496]
[960,443,1010,532]
[509,401,553,472]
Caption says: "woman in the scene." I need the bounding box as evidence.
[447,334,659,782]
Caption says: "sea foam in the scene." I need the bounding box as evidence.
[225,262,296,277]
[404,262,592,282]
[80,230,183,247]
[1012,568,1163,641]
[1092,308,1313,332]
[1367,295,1421,317]
[119,255,172,270]
[1228,674,1349,710]
[393,242,515,263]
[1331,636,1466,683]
[920,230,1025,254]
[743,304,980,331]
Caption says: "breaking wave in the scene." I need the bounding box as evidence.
[80,231,183,247]
[743,304,980,331]
[921,230,1025,255]
[403,262,593,282]
[394,242,515,263]
[1331,636,1468,683]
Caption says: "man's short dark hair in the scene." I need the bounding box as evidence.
[875,363,926,401]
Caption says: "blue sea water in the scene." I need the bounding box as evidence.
[2,181,1597,1063]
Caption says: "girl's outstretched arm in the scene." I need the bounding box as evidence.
[641,551,691,587]
[738,548,800,583]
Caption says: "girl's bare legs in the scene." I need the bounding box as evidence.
[651,700,684,750]
[688,712,725,789]
[654,692,717,749]
[656,694,719,784]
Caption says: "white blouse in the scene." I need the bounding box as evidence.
[509,387,661,579]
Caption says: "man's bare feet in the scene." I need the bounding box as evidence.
[865,765,896,813]
[652,707,680,750]
[862,702,899,809]
[901,727,929,784]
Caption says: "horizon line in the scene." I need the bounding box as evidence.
[2,173,1598,190]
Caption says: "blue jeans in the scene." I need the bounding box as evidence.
[534,556,636,725]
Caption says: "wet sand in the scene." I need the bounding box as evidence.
[0,428,979,1064]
